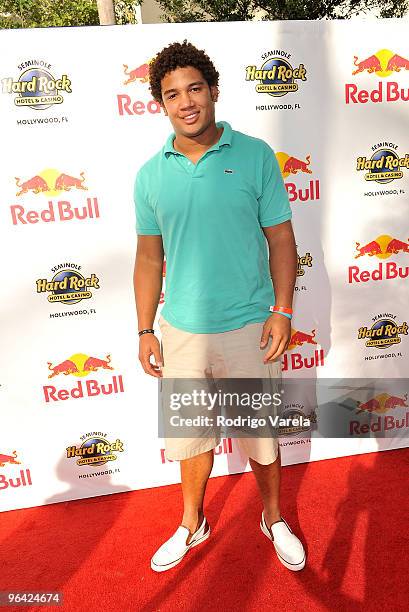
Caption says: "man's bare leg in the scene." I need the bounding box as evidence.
[180,449,214,542]
[249,449,281,529]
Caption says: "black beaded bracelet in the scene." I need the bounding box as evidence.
[138,329,155,337]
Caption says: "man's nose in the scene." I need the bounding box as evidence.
[179,91,194,108]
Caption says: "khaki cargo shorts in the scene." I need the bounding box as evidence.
[159,315,281,465]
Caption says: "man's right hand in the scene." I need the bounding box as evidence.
[138,333,163,378]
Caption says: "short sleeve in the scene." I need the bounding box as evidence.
[258,143,292,227]
[134,169,161,235]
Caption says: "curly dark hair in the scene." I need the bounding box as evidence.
[149,40,219,104]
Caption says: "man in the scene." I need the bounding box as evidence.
[133,40,305,573]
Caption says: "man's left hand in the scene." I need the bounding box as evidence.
[260,314,291,363]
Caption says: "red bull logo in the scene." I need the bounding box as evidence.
[245,50,307,97]
[288,328,317,350]
[117,94,162,117]
[67,432,125,467]
[161,438,233,464]
[276,152,320,204]
[349,235,409,284]
[11,198,99,225]
[0,450,21,468]
[1,60,72,110]
[15,169,88,197]
[48,353,113,378]
[123,60,153,85]
[282,327,324,372]
[118,60,162,117]
[346,49,409,104]
[280,154,312,177]
[356,393,408,415]
[355,235,409,258]
[11,169,99,226]
[358,315,408,349]
[44,353,124,403]
[352,50,409,77]
[350,392,409,435]
[0,452,32,492]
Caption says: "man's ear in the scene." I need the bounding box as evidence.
[161,102,168,116]
[210,86,219,102]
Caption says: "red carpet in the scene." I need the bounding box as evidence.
[1,448,408,612]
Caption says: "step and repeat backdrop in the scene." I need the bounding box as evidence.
[1,19,408,512]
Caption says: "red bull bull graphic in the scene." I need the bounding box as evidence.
[48,353,113,377]
[350,393,409,435]
[0,450,20,468]
[356,143,409,184]
[276,152,320,204]
[288,328,317,349]
[66,432,124,468]
[1,60,72,110]
[44,353,124,403]
[246,50,307,101]
[358,314,408,351]
[15,169,88,197]
[346,49,409,104]
[352,54,382,75]
[349,235,409,284]
[48,359,79,378]
[36,263,100,305]
[353,50,409,76]
[283,155,312,176]
[123,60,153,85]
[356,393,408,414]
[355,236,409,258]
[117,60,162,117]
[282,327,325,372]
[55,172,87,191]
[15,175,48,196]
[0,452,32,492]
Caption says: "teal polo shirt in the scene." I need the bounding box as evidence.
[134,121,292,334]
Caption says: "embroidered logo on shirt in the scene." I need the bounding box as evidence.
[224,169,234,174]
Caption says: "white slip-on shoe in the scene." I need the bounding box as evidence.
[151,516,210,573]
[260,512,306,571]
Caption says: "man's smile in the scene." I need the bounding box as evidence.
[181,111,200,124]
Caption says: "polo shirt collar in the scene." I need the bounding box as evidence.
[163,121,232,157]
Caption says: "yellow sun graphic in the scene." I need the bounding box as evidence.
[373,235,394,259]
[68,353,92,377]
[275,152,290,178]
[37,168,63,196]
[373,49,395,77]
